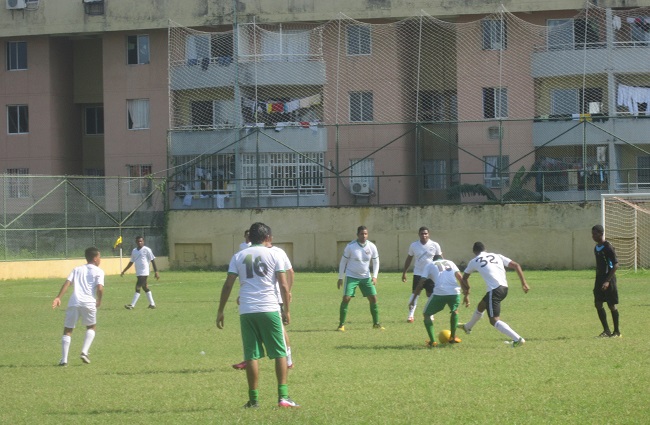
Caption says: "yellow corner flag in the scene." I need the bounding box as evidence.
[113,236,123,249]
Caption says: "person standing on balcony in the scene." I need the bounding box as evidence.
[401,227,443,323]
[122,236,159,310]
[591,225,621,338]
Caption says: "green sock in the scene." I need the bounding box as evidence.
[450,311,459,338]
[249,389,259,403]
[370,302,380,324]
[424,316,435,342]
[278,384,289,400]
[339,301,348,326]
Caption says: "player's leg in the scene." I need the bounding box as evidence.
[361,279,381,328]
[594,285,611,337]
[423,296,445,345]
[606,281,620,336]
[448,295,461,341]
[338,278,357,330]
[460,294,487,333]
[260,311,299,408]
[126,277,143,309]
[407,276,421,322]
[240,313,263,407]
[142,276,156,308]
[60,306,78,365]
[488,287,524,345]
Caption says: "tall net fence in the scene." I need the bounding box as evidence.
[167,3,650,209]
[0,175,166,261]
[602,193,650,270]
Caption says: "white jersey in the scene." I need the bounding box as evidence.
[425,259,460,296]
[270,245,292,304]
[463,251,511,291]
[130,246,155,276]
[238,241,251,252]
[228,244,285,314]
[407,239,442,276]
[338,240,379,280]
[66,264,105,308]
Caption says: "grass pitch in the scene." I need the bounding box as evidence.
[1,269,649,424]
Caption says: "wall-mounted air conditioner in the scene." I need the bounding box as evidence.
[6,0,27,10]
[485,177,508,189]
[350,179,371,195]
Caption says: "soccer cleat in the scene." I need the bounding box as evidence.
[407,317,415,323]
[597,330,612,338]
[124,304,134,310]
[278,397,300,408]
[425,340,438,348]
[372,324,385,330]
[448,336,462,344]
[243,400,259,409]
[287,363,294,369]
[148,305,156,309]
[611,331,622,338]
[80,353,91,364]
[232,361,246,370]
[58,360,67,367]
[512,337,526,348]
[457,323,471,334]
[337,325,345,332]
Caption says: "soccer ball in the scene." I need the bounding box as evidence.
[438,329,452,344]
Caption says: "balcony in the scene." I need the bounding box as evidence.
[532,115,650,147]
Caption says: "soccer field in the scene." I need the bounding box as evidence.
[1,270,649,424]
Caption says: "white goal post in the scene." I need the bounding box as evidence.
[601,193,650,272]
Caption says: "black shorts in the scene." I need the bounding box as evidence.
[412,275,434,296]
[136,275,149,289]
[593,277,618,305]
[480,285,508,318]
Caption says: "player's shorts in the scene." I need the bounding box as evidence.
[593,277,619,305]
[343,276,377,297]
[64,305,97,329]
[135,275,149,289]
[412,275,434,295]
[480,285,508,318]
[423,294,460,317]
[240,311,287,361]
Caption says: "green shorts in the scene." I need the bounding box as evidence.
[343,276,377,297]
[239,311,287,361]
[423,294,460,317]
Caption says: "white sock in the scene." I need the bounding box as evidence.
[286,347,293,367]
[408,294,419,318]
[146,291,155,306]
[465,309,484,331]
[81,329,95,355]
[130,292,141,306]
[494,320,521,341]
[61,335,71,363]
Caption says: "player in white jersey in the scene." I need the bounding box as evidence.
[411,256,463,347]
[217,222,299,409]
[52,247,105,366]
[239,229,251,251]
[460,242,530,347]
[401,227,442,322]
[337,226,383,331]
[121,236,159,310]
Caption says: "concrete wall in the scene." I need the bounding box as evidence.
[0,257,169,280]
[167,203,601,271]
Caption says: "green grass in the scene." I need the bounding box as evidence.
[1,270,650,424]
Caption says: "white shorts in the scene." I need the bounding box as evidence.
[64,305,97,329]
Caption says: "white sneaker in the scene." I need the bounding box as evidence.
[80,353,91,364]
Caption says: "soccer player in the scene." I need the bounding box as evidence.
[239,229,251,252]
[401,226,442,322]
[337,225,383,331]
[217,222,299,409]
[459,242,529,347]
[591,224,621,337]
[411,255,463,347]
[121,236,159,310]
[52,246,105,366]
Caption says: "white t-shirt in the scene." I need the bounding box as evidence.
[463,251,511,291]
[270,246,292,303]
[239,241,251,252]
[338,240,379,280]
[66,264,105,307]
[130,246,156,276]
[228,244,285,314]
[407,239,442,276]
[425,259,460,296]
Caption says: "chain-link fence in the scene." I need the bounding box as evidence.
[0,175,166,261]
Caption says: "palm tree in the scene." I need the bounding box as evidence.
[447,165,546,202]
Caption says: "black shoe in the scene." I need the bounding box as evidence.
[597,330,612,338]
[148,305,156,309]
[611,331,622,338]
[243,400,259,409]
[58,360,67,367]
[124,304,134,310]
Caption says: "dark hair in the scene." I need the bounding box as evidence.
[356,225,368,235]
[433,254,443,261]
[85,246,100,263]
[135,235,143,241]
[244,229,250,236]
[249,222,271,244]
[592,224,604,234]
[472,241,485,254]
[418,226,429,234]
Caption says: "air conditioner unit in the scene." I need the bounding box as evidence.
[351,180,371,195]
[83,0,102,3]
[6,0,27,9]
[485,177,508,189]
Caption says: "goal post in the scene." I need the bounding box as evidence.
[601,193,650,272]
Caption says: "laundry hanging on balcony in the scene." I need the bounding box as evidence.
[617,84,650,115]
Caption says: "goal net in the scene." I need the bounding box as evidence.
[602,193,650,271]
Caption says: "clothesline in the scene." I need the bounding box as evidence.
[241,93,322,115]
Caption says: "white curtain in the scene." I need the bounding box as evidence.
[186,34,210,60]
[283,30,310,62]
[128,99,150,129]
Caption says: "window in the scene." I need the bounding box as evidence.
[482,19,507,50]
[630,17,650,45]
[550,88,603,115]
[85,106,104,135]
[488,126,503,140]
[547,19,574,50]
[349,91,373,122]
[212,33,234,59]
[638,156,650,183]
[6,41,27,70]
[186,34,211,63]
[423,159,447,190]
[84,168,105,197]
[7,105,28,134]
[127,35,150,65]
[484,155,510,188]
[483,88,508,119]
[190,100,235,128]
[418,90,457,121]
[127,99,149,130]
[347,25,371,55]
[6,168,29,198]
[240,152,325,196]
[128,164,152,194]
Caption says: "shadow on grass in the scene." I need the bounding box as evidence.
[46,406,217,416]
[336,344,430,351]
[111,367,217,376]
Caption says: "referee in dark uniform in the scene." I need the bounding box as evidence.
[592,224,621,338]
